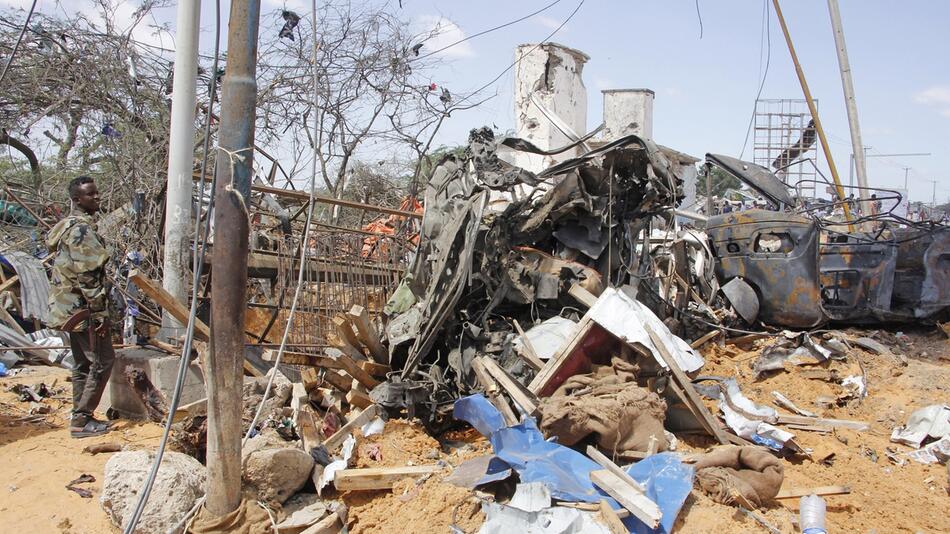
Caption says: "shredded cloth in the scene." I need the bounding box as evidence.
[187,499,272,534]
[692,445,784,508]
[537,357,669,455]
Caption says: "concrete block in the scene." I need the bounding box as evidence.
[98,347,206,420]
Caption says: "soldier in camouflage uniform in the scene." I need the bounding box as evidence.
[47,176,115,438]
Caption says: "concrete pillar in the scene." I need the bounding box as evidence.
[510,43,589,173]
[602,89,654,140]
[161,0,201,339]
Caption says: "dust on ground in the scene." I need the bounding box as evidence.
[341,419,487,534]
[0,365,162,534]
[674,327,950,534]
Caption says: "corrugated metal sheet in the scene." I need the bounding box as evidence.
[1,251,50,322]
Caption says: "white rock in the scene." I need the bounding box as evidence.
[244,446,314,504]
[100,450,206,533]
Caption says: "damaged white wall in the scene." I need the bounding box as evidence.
[508,43,589,174]
[601,89,654,140]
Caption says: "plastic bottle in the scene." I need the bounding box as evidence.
[800,494,827,534]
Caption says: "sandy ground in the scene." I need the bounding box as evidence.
[0,326,946,534]
[675,327,950,533]
[0,365,162,534]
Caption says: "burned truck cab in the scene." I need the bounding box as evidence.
[704,154,950,328]
[707,210,823,328]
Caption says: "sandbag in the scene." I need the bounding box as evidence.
[537,358,668,455]
[693,445,784,508]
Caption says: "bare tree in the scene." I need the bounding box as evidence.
[254,4,481,213]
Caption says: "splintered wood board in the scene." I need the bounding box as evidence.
[333,465,441,491]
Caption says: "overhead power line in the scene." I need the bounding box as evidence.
[456,0,585,107]
[417,0,564,60]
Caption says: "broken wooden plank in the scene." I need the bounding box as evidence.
[336,354,380,390]
[334,465,441,491]
[290,383,308,416]
[689,329,721,349]
[512,319,544,371]
[172,397,207,423]
[323,405,380,452]
[471,357,518,427]
[314,387,343,413]
[147,337,180,355]
[776,415,868,431]
[645,325,731,445]
[358,360,391,377]
[586,445,646,492]
[598,499,630,534]
[724,333,769,346]
[322,370,353,393]
[326,332,364,361]
[479,356,538,415]
[346,389,373,410]
[347,305,388,364]
[296,404,322,453]
[129,270,210,341]
[132,270,261,379]
[300,368,321,392]
[589,469,662,529]
[332,314,364,353]
[262,349,343,370]
[529,317,594,396]
[568,283,598,309]
[775,485,851,500]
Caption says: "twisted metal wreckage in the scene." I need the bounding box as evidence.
[367,128,950,427]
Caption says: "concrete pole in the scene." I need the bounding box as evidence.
[827,0,869,207]
[206,0,260,517]
[161,0,202,338]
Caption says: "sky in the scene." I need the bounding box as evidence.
[4,0,949,204]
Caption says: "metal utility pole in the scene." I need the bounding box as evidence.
[207,0,261,517]
[827,0,869,207]
[903,167,911,191]
[771,0,853,224]
[161,0,201,338]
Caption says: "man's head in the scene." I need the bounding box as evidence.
[68,176,100,215]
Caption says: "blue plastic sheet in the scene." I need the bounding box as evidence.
[454,394,694,534]
[625,453,695,534]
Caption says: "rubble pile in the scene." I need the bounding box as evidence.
[0,129,948,532]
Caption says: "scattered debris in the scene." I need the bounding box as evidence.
[65,473,95,498]
[891,404,950,448]
[82,442,123,455]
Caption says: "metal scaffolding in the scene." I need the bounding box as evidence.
[753,98,819,199]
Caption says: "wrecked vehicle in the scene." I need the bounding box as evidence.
[706,153,950,327]
[378,127,695,419]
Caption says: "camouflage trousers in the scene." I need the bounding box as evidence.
[69,329,115,425]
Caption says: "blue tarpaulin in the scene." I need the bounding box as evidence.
[454,394,694,534]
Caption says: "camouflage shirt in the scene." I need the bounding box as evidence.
[46,209,111,331]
